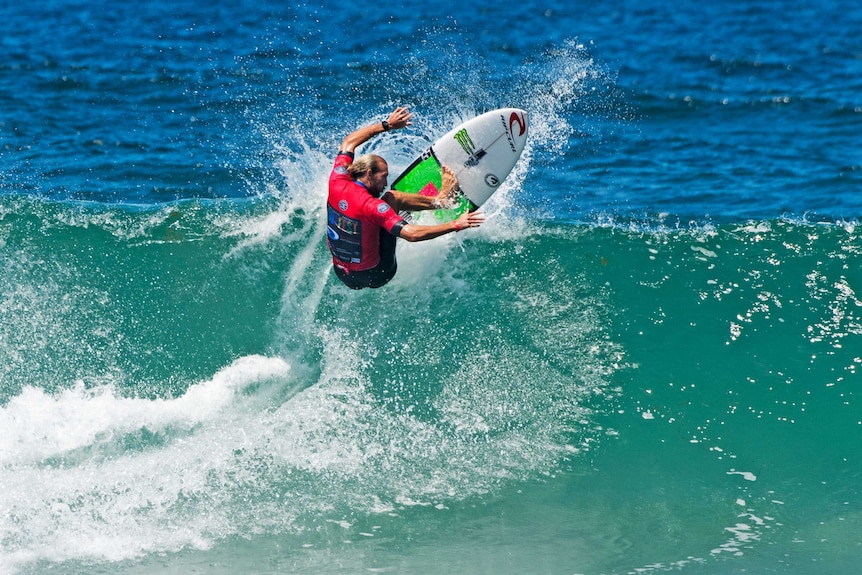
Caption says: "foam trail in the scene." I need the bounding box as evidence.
[279,202,331,331]
[223,133,335,351]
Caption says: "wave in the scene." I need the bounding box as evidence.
[0,182,623,571]
[5,176,862,574]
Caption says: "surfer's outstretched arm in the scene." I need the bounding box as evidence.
[397,209,484,242]
[339,106,412,153]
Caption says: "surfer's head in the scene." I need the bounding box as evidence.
[349,154,389,195]
[348,154,385,179]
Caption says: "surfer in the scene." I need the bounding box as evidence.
[326,106,484,290]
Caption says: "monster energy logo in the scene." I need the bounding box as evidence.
[454,129,475,155]
[454,128,487,167]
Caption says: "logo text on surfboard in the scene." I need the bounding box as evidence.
[502,111,526,153]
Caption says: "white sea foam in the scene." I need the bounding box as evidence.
[0,355,290,465]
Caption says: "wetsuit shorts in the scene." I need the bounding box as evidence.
[333,228,397,289]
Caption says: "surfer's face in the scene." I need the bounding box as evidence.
[368,162,389,195]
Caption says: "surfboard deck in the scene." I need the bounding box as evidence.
[391,108,529,222]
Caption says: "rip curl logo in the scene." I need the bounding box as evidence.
[501,111,527,153]
[454,129,475,156]
[509,111,527,138]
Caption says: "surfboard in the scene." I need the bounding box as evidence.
[390,108,529,222]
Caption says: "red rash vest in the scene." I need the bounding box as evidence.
[326,152,406,271]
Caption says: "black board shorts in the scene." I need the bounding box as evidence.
[333,229,398,290]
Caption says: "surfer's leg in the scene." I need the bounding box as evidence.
[366,229,398,288]
[333,265,365,290]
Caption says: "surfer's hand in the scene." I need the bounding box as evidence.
[387,106,413,130]
[454,209,484,231]
[436,165,461,207]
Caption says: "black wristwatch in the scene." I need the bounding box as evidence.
[381,120,390,131]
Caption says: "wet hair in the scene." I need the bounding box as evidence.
[348,154,385,179]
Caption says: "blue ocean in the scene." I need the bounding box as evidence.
[2,0,861,573]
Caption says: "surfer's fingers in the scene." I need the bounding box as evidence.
[392,106,411,118]
[389,107,413,128]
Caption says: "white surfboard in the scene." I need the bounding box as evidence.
[391,108,529,221]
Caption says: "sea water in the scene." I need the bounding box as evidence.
[1,0,861,573]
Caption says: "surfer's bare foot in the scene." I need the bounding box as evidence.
[436,165,460,207]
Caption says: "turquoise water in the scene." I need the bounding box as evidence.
[2,0,861,573]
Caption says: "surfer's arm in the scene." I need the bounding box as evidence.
[383,165,461,211]
[396,210,484,242]
[381,190,439,212]
[340,107,413,153]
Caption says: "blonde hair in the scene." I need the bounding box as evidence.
[347,154,385,179]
